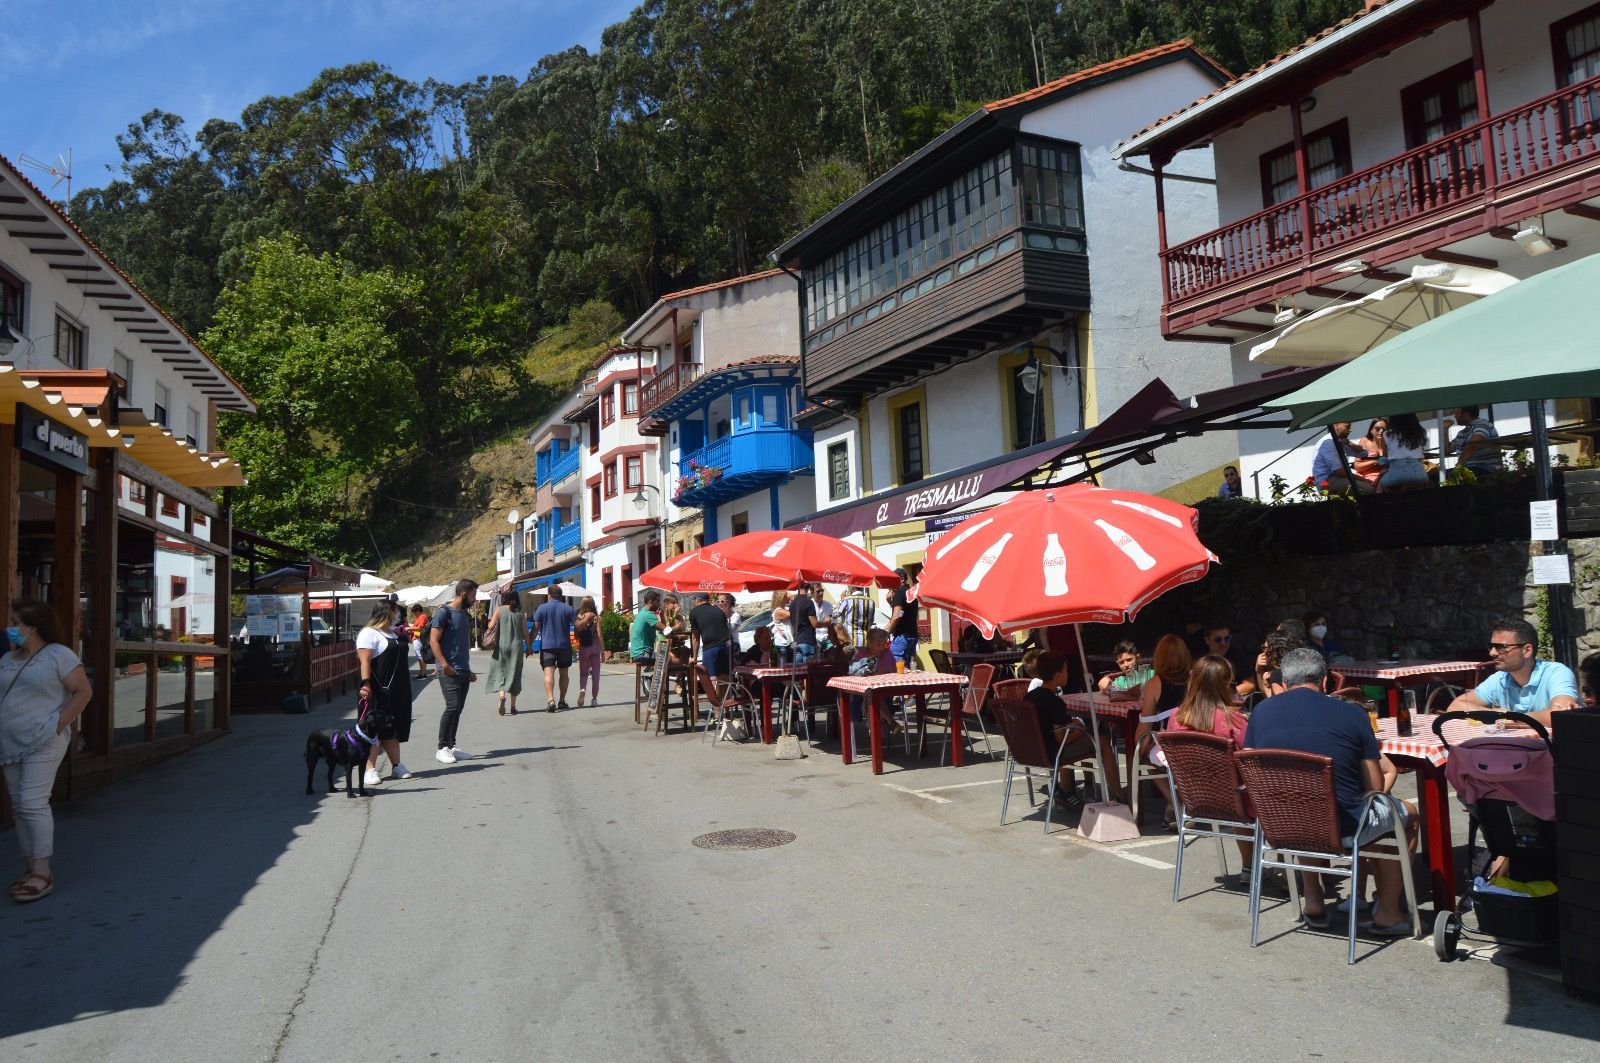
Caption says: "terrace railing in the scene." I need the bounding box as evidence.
[639,362,701,419]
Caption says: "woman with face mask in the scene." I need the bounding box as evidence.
[1,600,93,903]
[1301,609,1345,662]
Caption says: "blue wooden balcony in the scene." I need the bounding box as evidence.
[674,428,813,509]
[552,521,582,556]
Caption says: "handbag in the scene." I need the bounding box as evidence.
[480,608,499,651]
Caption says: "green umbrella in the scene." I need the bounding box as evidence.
[1266,252,1600,428]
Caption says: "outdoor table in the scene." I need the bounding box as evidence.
[1375,713,1480,913]
[948,650,1026,676]
[1061,692,1143,803]
[1335,659,1483,718]
[827,672,969,775]
[735,664,810,744]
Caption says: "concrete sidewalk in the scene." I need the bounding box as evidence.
[2,655,1597,1062]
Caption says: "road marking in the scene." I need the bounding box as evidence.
[882,783,953,804]
[1108,850,1176,870]
[912,778,1007,793]
[1049,829,1177,869]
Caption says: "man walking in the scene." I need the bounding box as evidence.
[688,591,732,694]
[429,578,478,764]
[532,585,577,712]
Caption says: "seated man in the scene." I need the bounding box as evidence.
[1027,652,1116,807]
[1310,421,1370,496]
[1244,648,1416,935]
[1198,622,1258,699]
[1447,405,1501,479]
[1448,617,1580,729]
[630,591,664,667]
[1095,639,1152,693]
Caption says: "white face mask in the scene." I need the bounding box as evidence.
[1310,624,1329,640]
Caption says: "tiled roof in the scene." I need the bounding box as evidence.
[0,153,255,411]
[588,344,649,371]
[986,39,1231,111]
[1116,0,1416,156]
[657,269,784,303]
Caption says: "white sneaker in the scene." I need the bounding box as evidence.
[390,763,413,779]
[450,748,475,760]
[434,748,457,764]
[363,769,383,787]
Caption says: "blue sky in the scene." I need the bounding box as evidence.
[3,0,639,196]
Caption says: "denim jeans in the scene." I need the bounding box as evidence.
[437,674,470,749]
[793,642,818,663]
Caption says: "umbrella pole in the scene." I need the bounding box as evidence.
[1075,623,1111,804]
[1529,401,1575,668]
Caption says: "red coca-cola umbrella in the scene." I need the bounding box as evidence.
[910,485,1215,637]
[638,546,790,593]
[709,529,898,588]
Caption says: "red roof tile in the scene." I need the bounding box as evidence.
[657,268,784,303]
[986,39,1232,111]
[1117,0,1409,155]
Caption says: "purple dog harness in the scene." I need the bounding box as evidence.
[330,722,375,754]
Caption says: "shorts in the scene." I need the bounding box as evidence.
[632,653,656,666]
[889,635,919,662]
[540,646,573,669]
[701,643,731,677]
[1342,797,1413,848]
[793,642,818,663]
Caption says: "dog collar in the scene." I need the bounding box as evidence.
[353,723,374,744]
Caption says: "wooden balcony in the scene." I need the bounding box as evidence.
[638,362,701,428]
[1163,72,1600,332]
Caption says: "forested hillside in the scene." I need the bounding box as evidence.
[70,0,1359,566]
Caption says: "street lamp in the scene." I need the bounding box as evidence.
[632,483,667,566]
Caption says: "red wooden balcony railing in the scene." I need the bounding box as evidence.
[1163,73,1600,306]
[639,361,701,419]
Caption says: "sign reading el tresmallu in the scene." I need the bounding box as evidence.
[16,406,88,475]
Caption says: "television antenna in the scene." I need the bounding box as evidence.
[16,150,72,206]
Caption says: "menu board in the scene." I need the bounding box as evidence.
[245,594,304,641]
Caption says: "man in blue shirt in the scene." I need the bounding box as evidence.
[1310,422,1367,495]
[1217,465,1244,499]
[429,578,478,764]
[532,586,577,713]
[1244,648,1416,936]
[1449,617,1580,729]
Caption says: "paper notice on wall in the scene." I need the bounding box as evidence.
[247,615,276,638]
[1532,553,1571,585]
[1529,500,1560,541]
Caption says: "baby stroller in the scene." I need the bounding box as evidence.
[1431,710,1559,961]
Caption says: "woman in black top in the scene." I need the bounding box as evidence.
[1022,652,1099,810]
[1137,635,1192,825]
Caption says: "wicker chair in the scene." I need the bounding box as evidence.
[1234,749,1421,964]
[988,697,1097,833]
[992,677,1032,701]
[1156,731,1258,902]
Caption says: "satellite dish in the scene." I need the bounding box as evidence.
[507,509,521,525]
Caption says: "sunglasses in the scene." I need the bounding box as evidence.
[1488,642,1530,652]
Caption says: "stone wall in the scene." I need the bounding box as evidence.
[1121,537,1600,663]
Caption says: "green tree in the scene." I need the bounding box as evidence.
[202,235,423,556]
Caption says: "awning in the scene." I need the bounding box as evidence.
[512,562,586,596]
[1267,251,1600,428]
[785,366,1337,538]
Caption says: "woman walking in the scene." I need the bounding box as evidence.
[356,601,415,786]
[574,596,603,708]
[1,600,92,903]
[484,588,526,716]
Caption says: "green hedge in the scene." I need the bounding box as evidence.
[601,606,631,653]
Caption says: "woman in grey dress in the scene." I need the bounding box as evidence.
[485,588,526,715]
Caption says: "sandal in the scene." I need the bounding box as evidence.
[11,871,52,903]
[507,705,518,716]
[497,701,506,717]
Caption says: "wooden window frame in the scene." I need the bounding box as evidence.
[1400,60,1478,149]
[601,388,616,426]
[54,311,85,369]
[827,440,850,501]
[997,349,1055,453]
[885,385,928,487]
[621,379,639,416]
[1553,2,1600,85]
[590,483,601,513]
[604,462,618,499]
[623,455,643,490]
[0,262,24,334]
[1258,120,1353,208]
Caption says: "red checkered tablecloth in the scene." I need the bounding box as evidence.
[1372,713,1489,767]
[736,665,812,679]
[827,671,967,694]
[1336,660,1484,681]
[1061,692,1143,719]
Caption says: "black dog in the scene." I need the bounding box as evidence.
[304,707,391,798]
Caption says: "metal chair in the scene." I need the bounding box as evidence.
[988,697,1098,833]
[918,663,997,763]
[926,647,955,675]
[696,664,753,744]
[1156,731,1258,902]
[1234,749,1421,964]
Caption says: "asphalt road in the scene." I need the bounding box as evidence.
[3,654,1597,1062]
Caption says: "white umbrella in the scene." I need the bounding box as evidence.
[354,571,395,593]
[1249,263,1517,367]
[554,581,598,599]
[394,584,447,605]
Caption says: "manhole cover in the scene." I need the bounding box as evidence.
[692,828,796,851]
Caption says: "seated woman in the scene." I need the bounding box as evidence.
[848,628,899,730]
[1137,635,1193,825]
[1023,652,1103,811]
[1167,654,1252,878]
[1301,609,1345,662]
[1255,620,1307,697]
[1379,412,1430,491]
[737,625,774,666]
[1352,417,1388,489]
[1096,639,1152,693]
